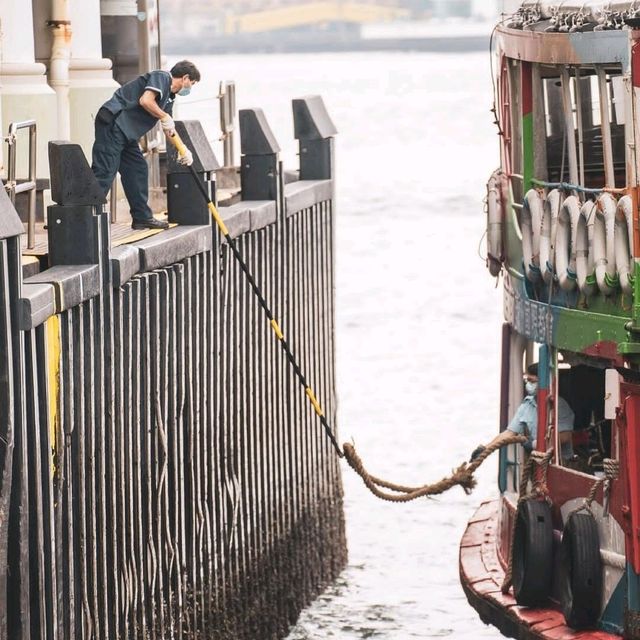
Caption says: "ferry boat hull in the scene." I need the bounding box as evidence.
[461,501,621,640]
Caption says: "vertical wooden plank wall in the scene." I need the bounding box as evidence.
[1,193,346,638]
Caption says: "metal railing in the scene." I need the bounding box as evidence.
[5,120,37,248]
[219,81,236,167]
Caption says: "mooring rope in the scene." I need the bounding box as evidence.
[168,133,534,495]
[342,433,527,503]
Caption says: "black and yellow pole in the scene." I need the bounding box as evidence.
[169,132,344,458]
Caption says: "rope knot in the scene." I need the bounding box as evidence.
[453,463,478,495]
[342,432,527,503]
[603,458,619,480]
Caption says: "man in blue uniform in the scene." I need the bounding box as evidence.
[470,362,574,461]
[92,60,200,229]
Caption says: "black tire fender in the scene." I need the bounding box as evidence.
[512,500,554,606]
[559,512,603,630]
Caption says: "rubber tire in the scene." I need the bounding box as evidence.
[559,513,602,630]
[512,500,553,607]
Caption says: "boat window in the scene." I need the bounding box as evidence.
[541,66,625,189]
[556,363,611,476]
[611,75,626,125]
[586,75,601,128]
[542,77,562,139]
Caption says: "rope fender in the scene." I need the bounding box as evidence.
[342,433,528,503]
[568,457,620,519]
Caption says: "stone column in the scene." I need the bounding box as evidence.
[33,0,118,161]
[0,0,57,178]
[67,0,118,161]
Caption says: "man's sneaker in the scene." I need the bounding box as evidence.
[131,217,169,230]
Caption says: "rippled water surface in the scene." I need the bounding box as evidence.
[177,50,505,639]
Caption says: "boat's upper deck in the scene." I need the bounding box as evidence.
[497,2,640,66]
[488,4,640,362]
[496,24,628,67]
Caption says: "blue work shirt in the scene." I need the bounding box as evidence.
[101,70,174,142]
[507,393,574,457]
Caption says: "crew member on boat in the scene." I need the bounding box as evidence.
[91,60,200,230]
[471,363,574,461]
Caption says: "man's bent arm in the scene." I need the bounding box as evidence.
[139,89,169,121]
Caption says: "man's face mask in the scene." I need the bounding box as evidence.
[178,77,192,96]
[525,381,538,396]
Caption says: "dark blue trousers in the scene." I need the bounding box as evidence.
[91,109,153,223]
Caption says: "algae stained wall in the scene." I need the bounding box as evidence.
[0,171,346,638]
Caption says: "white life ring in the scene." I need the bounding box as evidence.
[539,188,563,285]
[486,171,505,277]
[593,193,618,295]
[555,195,581,291]
[522,189,544,283]
[615,195,634,295]
[576,200,597,296]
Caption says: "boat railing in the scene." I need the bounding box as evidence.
[5,119,37,249]
[509,172,627,204]
[509,173,524,210]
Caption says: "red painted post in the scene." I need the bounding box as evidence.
[620,388,640,573]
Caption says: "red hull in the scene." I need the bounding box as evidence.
[460,501,621,640]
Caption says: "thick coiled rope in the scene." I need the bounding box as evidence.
[342,432,527,503]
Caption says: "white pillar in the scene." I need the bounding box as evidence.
[0,0,57,179]
[68,0,118,161]
[49,0,72,141]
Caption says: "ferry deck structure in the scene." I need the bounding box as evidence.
[462,2,640,639]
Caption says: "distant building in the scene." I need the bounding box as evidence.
[500,0,522,13]
[420,0,473,18]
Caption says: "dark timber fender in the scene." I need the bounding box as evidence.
[512,500,553,607]
[559,513,603,630]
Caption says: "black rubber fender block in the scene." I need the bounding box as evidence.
[559,512,602,629]
[512,500,554,606]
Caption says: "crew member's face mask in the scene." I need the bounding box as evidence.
[525,381,538,396]
[178,77,192,96]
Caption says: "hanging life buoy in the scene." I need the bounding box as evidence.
[576,200,597,296]
[486,171,506,277]
[593,193,619,295]
[615,195,634,295]
[522,189,544,283]
[555,195,581,292]
[539,188,563,285]
[559,512,603,630]
[512,500,553,607]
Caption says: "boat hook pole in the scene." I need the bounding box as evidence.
[168,131,344,458]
